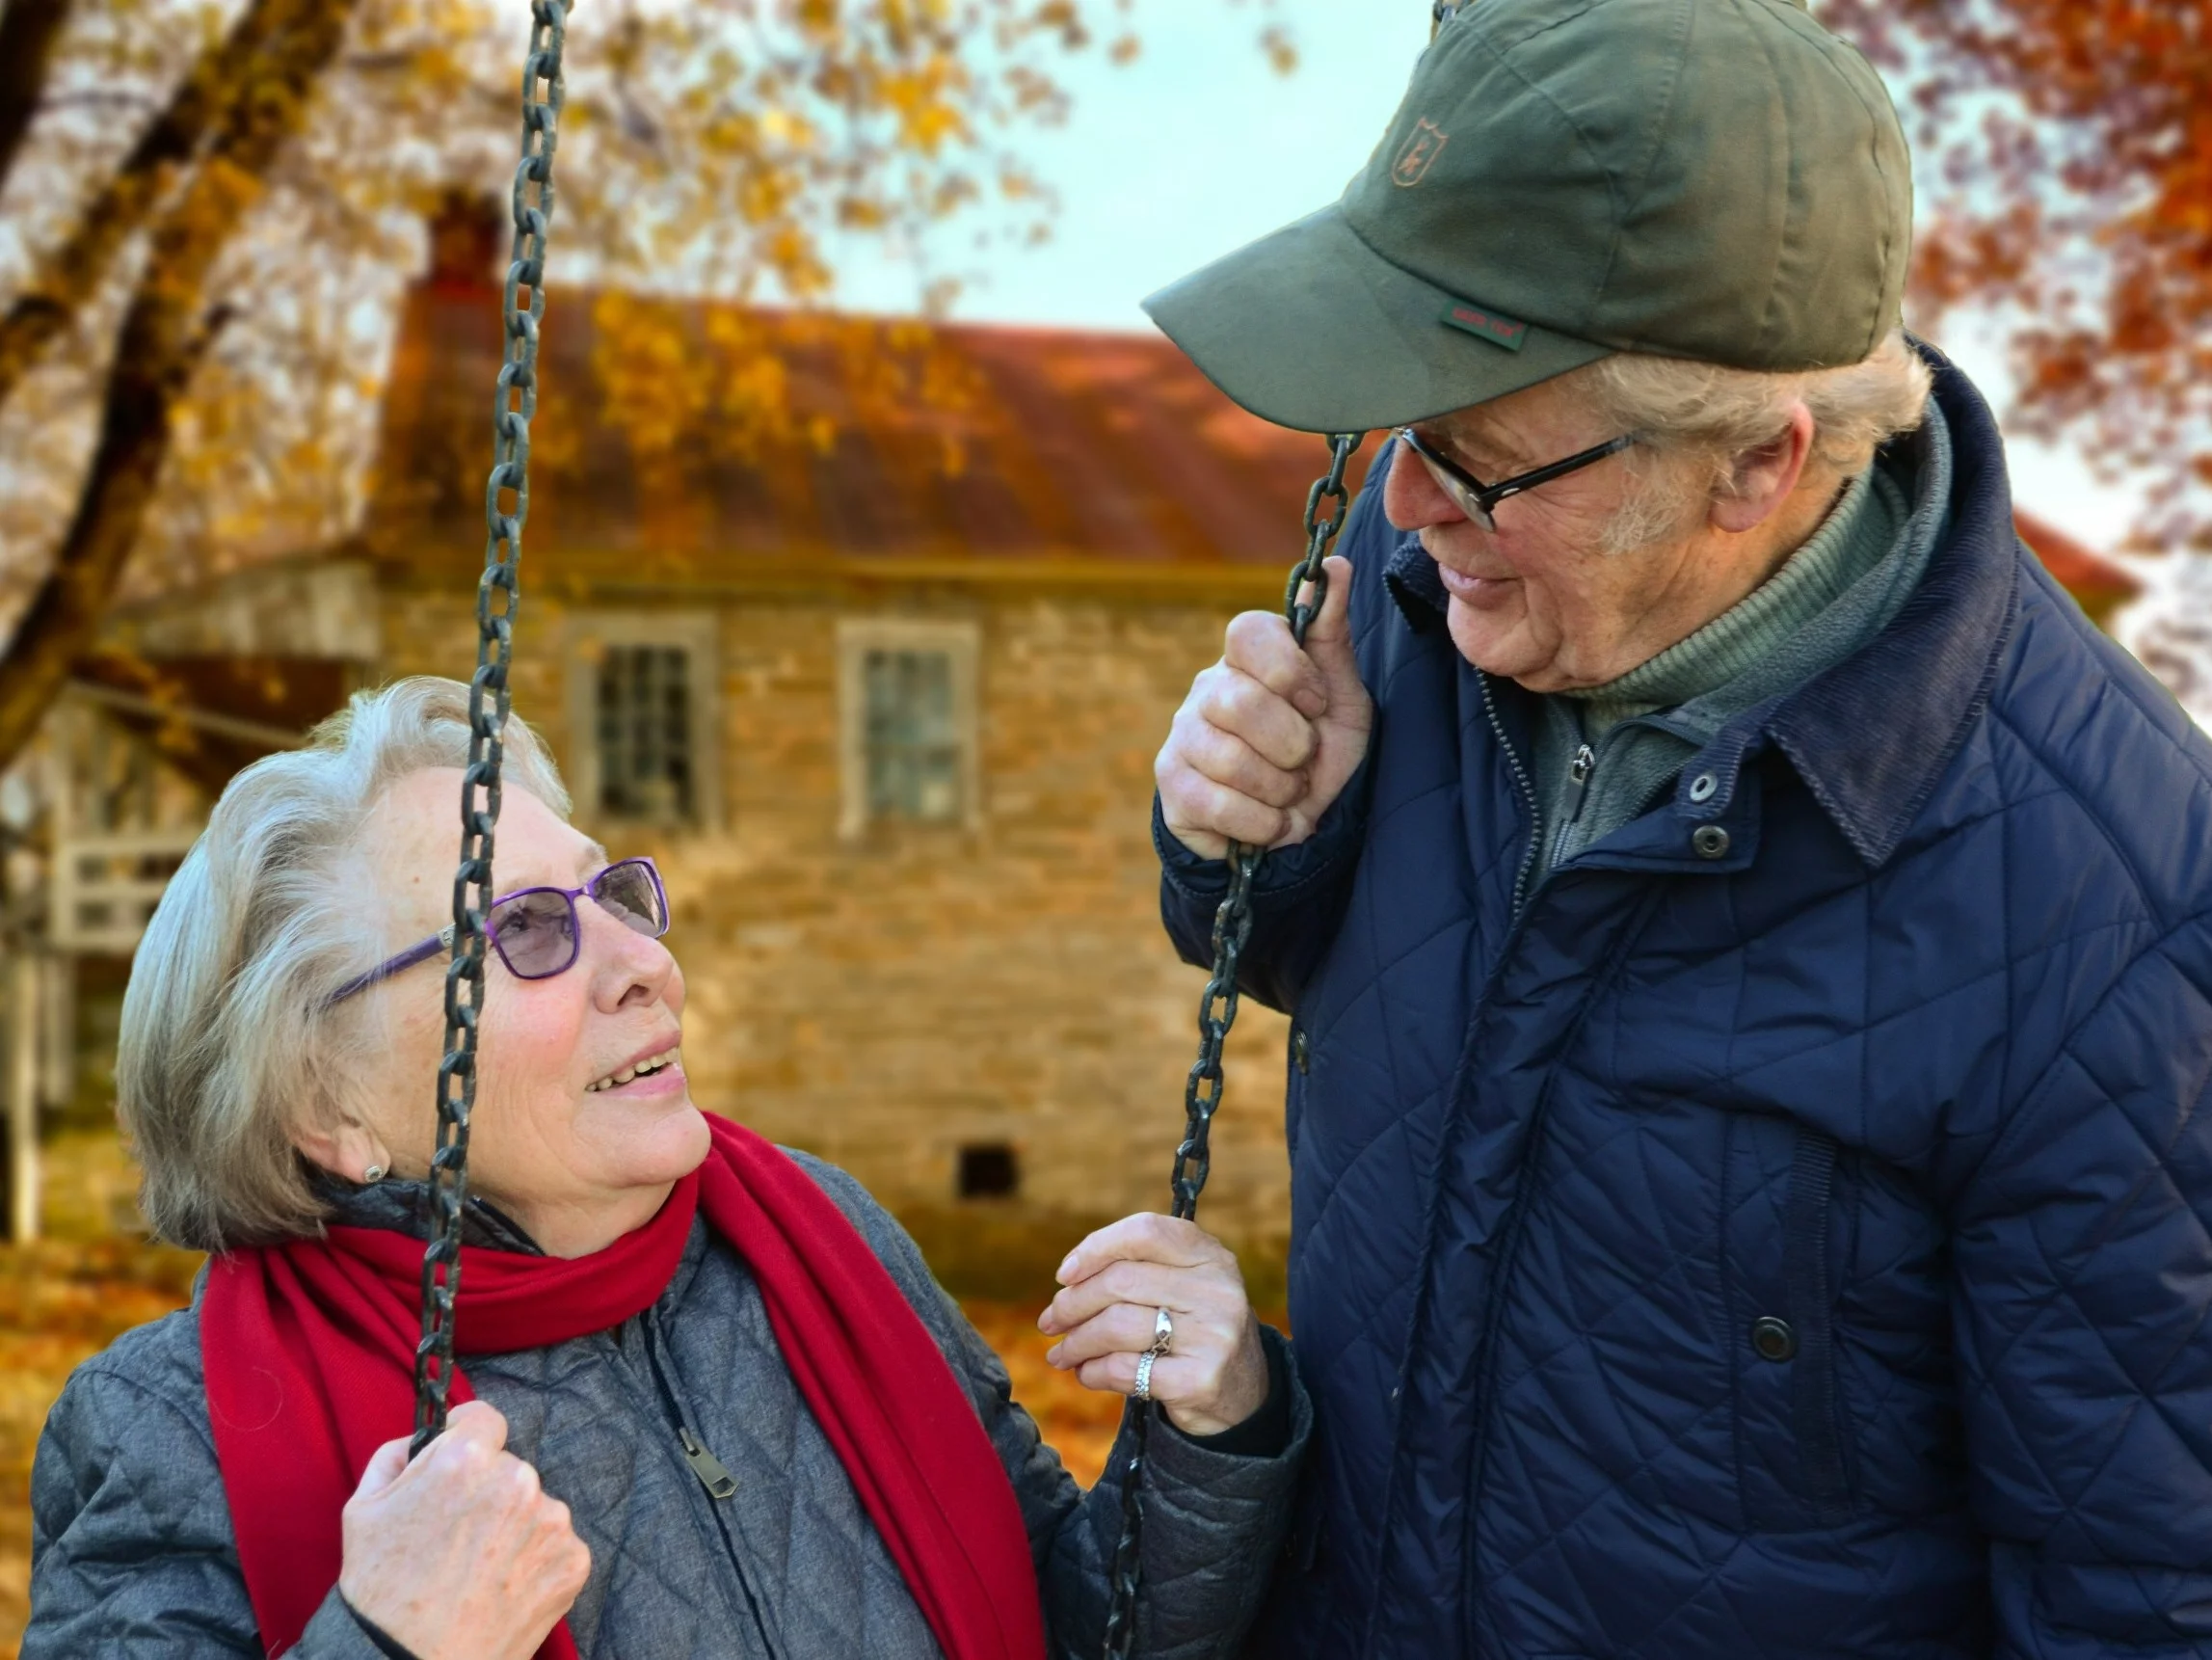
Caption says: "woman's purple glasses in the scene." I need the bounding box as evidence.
[326,857,670,1006]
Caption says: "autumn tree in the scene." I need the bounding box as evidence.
[1821,0,2212,712]
[0,0,1287,772]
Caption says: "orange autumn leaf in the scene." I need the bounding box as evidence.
[1824,0,2212,553]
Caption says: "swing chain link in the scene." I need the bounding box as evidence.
[412,0,569,1457]
[1169,432,1356,1223]
[1098,431,1363,1660]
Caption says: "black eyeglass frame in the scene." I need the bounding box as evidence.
[1396,424,1640,532]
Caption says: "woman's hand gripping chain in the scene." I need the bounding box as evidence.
[1038,1213,1269,1438]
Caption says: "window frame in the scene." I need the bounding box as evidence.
[564,610,723,833]
[835,616,982,840]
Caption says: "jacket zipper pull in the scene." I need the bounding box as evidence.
[1567,743,1596,820]
[679,1426,738,1499]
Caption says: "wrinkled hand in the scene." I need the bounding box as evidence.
[1039,1213,1269,1437]
[338,1401,590,1660]
[1155,555,1372,861]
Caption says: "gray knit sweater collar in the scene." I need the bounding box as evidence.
[1529,400,1956,880]
[1567,461,1907,738]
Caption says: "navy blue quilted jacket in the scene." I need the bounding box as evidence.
[1158,350,2212,1659]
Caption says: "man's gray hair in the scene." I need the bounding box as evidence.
[1576,330,1934,552]
[118,677,570,1251]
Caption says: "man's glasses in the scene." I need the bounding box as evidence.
[1396,424,1639,532]
[326,857,670,1006]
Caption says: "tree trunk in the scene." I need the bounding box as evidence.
[0,0,297,412]
[0,0,74,197]
[0,0,360,773]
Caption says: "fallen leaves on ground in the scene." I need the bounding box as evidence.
[960,1299,1126,1486]
[0,1238,205,1658]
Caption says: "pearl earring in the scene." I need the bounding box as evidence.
[362,1164,386,1184]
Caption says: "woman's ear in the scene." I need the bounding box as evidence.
[291,1107,390,1186]
[1710,403,1817,534]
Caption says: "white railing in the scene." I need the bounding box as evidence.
[48,830,200,955]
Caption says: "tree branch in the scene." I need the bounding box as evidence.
[0,0,360,772]
[0,0,74,197]
[0,0,301,413]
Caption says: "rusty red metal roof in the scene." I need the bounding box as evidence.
[2015,509,2140,624]
[361,271,2145,627]
[364,279,1376,591]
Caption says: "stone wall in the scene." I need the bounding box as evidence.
[377,578,1296,1247]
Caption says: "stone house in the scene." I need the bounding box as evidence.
[43,208,1382,1248]
[6,203,2145,1248]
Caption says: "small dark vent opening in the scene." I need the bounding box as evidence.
[957,1143,1019,1200]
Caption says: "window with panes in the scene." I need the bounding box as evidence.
[862,648,963,823]
[595,645,696,821]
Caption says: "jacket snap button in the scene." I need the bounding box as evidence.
[1689,773,1719,803]
[1751,1316,1798,1363]
[1293,1029,1311,1075]
[1692,825,1732,860]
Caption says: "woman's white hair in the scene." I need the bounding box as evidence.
[118,677,570,1250]
[1571,329,1934,552]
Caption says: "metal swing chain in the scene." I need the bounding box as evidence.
[412,0,570,1455]
[1098,431,1363,1660]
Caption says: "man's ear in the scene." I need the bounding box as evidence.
[1710,403,1817,534]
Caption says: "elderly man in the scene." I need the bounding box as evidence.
[1146,2,2212,1657]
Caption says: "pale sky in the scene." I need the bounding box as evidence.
[827,0,2144,550]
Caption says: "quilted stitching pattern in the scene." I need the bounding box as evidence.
[1160,358,2212,1658]
[24,1156,1310,1658]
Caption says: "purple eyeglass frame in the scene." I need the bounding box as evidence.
[324,857,669,1007]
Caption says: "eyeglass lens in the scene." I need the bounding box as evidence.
[591,860,666,937]
[1444,470,1498,532]
[488,891,580,978]
[487,861,667,979]
[1403,433,1497,531]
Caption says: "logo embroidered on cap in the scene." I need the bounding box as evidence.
[1393,119,1450,188]
[1441,302,1530,352]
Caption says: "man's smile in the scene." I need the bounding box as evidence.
[1432,559,1522,604]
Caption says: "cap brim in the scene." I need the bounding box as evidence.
[1142,203,1612,434]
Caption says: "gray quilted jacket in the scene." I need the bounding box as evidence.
[25,1154,1308,1658]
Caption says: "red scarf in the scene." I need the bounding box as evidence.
[200,1115,1045,1660]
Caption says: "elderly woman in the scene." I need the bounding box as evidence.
[26,678,1306,1660]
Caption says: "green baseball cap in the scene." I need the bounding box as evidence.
[1143,0,1913,434]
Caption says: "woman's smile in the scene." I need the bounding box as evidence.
[582,1041,686,1096]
